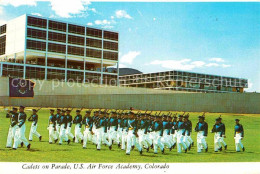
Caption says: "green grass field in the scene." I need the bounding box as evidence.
[0,108,259,163]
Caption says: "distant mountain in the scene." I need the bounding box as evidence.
[107,68,142,76]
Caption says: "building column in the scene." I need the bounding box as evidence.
[100,30,104,85]
[0,63,2,76]
[65,23,68,82]
[83,27,86,83]
[117,61,119,86]
[23,14,28,79]
[45,18,49,80]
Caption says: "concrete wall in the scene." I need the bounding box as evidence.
[0,77,259,113]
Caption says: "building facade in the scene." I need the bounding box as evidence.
[0,14,119,85]
[119,70,248,93]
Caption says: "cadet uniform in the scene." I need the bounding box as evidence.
[183,115,192,150]
[219,118,227,150]
[211,118,225,152]
[73,110,83,143]
[161,115,173,151]
[13,106,31,150]
[91,111,99,145]
[151,116,165,154]
[234,119,245,152]
[176,115,187,153]
[48,109,58,144]
[28,109,42,141]
[55,109,61,138]
[137,114,150,152]
[185,116,194,147]
[66,110,75,140]
[108,112,118,147]
[170,116,177,149]
[126,112,142,155]
[120,113,129,150]
[95,112,110,150]
[195,116,208,153]
[58,110,70,145]
[6,108,18,148]
[82,111,93,148]
[116,113,123,147]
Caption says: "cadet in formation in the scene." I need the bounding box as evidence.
[234,119,245,152]
[28,109,42,142]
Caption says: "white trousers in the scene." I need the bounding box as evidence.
[48,124,57,143]
[116,127,123,145]
[74,124,83,143]
[172,130,177,145]
[152,131,164,153]
[197,131,207,152]
[234,133,244,152]
[6,125,18,147]
[92,125,97,144]
[126,129,141,154]
[83,128,92,148]
[161,130,172,148]
[214,132,222,151]
[121,129,128,150]
[96,127,109,150]
[66,126,74,139]
[13,124,29,149]
[55,124,60,138]
[29,123,41,140]
[177,129,187,153]
[59,124,68,144]
[138,129,149,149]
[108,126,117,146]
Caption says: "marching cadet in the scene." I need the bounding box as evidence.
[185,114,194,146]
[145,113,153,148]
[161,115,173,151]
[234,119,245,152]
[82,111,93,149]
[137,113,150,152]
[13,106,31,150]
[211,118,225,152]
[108,111,118,148]
[183,115,192,150]
[58,110,70,145]
[55,109,61,138]
[151,115,165,154]
[195,116,208,153]
[73,110,83,143]
[48,109,58,144]
[170,114,177,149]
[176,114,187,153]
[28,109,42,141]
[66,109,75,141]
[120,112,129,150]
[91,110,99,145]
[6,108,18,148]
[219,117,227,150]
[116,112,123,148]
[126,111,142,155]
[95,111,110,150]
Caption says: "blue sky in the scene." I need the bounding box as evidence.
[0,1,259,92]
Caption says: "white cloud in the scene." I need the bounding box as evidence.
[153,17,156,21]
[205,63,219,67]
[115,10,132,19]
[50,0,91,18]
[0,0,37,7]
[111,16,114,19]
[209,57,225,62]
[121,51,141,65]
[102,25,114,29]
[31,12,42,17]
[95,19,111,25]
[149,59,204,71]
[89,8,96,13]
[0,6,4,15]
[222,64,231,68]
[0,19,7,25]
[87,22,93,26]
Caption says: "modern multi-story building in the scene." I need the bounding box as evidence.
[0,14,119,85]
[119,69,248,93]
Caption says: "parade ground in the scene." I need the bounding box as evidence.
[0,108,259,163]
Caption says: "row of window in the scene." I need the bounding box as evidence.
[26,40,118,60]
[0,24,6,35]
[1,64,117,84]
[0,35,6,55]
[27,16,118,41]
[27,29,118,50]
